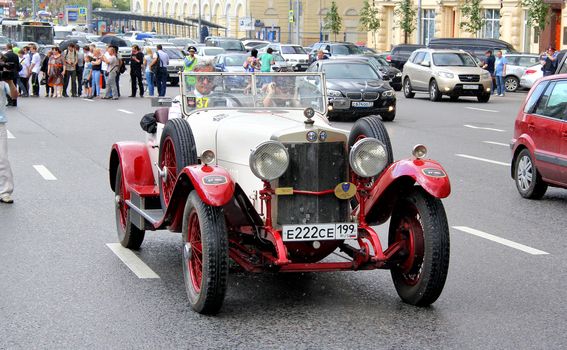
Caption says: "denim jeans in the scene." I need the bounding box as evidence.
[156,67,168,96]
[495,75,505,95]
[145,70,154,96]
[92,70,101,96]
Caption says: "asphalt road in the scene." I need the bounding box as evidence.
[1,84,566,349]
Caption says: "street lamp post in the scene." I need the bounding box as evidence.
[198,0,202,42]
[87,0,92,33]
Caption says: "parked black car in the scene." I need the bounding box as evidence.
[387,44,425,70]
[363,54,402,91]
[307,59,396,121]
[427,38,517,58]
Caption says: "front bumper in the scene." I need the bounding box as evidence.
[291,62,309,71]
[437,77,492,95]
[328,96,396,116]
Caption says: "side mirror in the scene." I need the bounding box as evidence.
[421,61,430,67]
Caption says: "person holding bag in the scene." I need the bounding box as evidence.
[102,47,119,100]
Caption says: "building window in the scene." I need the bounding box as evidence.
[422,9,435,45]
[482,9,500,39]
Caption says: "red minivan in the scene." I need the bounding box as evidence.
[511,74,567,199]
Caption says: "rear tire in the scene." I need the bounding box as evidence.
[158,118,198,209]
[182,191,229,314]
[505,76,519,92]
[403,78,415,98]
[114,167,145,249]
[514,148,548,199]
[389,187,450,306]
[429,80,441,102]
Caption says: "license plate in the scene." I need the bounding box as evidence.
[463,84,479,90]
[282,223,358,241]
[352,101,373,107]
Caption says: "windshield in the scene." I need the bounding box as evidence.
[433,53,477,66]
[330,44,363,55]
[273,53,285,62]
[281,46,306,54]
[23,26,53,44]
[54,31,72,39]
[0,36,9,44]
[203,48,225,56]
[323,63,379,79]
[373,56,389,66]
[163,48,184,59]
[216,40,244,51]
[170,38,196,46]
[225,55,247,66]
[182,72,326,114]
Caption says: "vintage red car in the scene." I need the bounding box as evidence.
[109,70,451,314]
[511,74,567,199]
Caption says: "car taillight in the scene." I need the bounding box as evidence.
[386,55,391,62]
[525,69,537,74]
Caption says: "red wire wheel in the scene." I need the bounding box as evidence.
[114,167,145,249]
[182,191,229,314]
[158,118,198,210]
[388,187,450,306]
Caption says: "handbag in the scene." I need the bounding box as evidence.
[40,77,47,85]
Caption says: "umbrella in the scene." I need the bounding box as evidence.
[59,38,80,51]
[100,35,127,47]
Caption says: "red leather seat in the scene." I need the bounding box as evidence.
[154,108,169,124]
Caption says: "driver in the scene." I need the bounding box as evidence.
[187,63,236,108]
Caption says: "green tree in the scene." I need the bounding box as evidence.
[360,0,380,47]
[460,0,484,37]
[522,0,550,34]
[111,0,131,11]
[395,0,416,44]
[324,1,343,41]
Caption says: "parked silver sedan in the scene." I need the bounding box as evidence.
[519,64,543,89]
[503,54,540,92]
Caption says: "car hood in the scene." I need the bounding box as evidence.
[326,79,389,91]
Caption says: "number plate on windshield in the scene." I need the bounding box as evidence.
[352,101,373,107]
[282,223,358,241]
[463,84,479,90]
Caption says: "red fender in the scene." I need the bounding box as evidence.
[363,158,451,219]
[178,165,235,207]
[109,142,155,194]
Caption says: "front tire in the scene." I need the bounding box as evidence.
[514,148,548,199]
[477,93,490,103]
[429,80,441,102]
[388,187,450,306]
[158,118,198,209]
[380,110,396,122]
[114,167,145,249]
[182,191,229,314]
[348,116,394,166]
[403,78,415,98]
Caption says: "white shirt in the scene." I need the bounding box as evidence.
[31,52,41,74]
[102,51,110,71]
[19,55,30,78]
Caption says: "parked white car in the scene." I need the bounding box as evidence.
[519,64,543,89]
[197,47,225,64]
[265,43,310,71]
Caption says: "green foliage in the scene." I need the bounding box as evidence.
[324,1,343,41]
[460,0,484,37]
[111,0,131,11]
[360,0,380,46]
[522,0,550,32]
[395,0,416,44]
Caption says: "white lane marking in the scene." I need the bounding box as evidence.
[117,109,134,114]
[453,226,549,255]
[82,98,94,102]
[33,165,57,180]
[7,130,15,139]
[464,124,506,132]
[106,243,160,279]
[465,107,499,113]
[455,154,510,166]
[483,141,509,147]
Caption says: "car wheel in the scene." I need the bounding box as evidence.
[477,93,490,103]
[380,110,396,122]
[158,118,198,209]
[392,84,402,92]
[114,167,145,249]
[403,78,415,98]
[505,76,519,92]
[429,80,441,102]
[388,187,450,306]
[182,191,229,314]
[348,116,394,168]
[514,148,548,199]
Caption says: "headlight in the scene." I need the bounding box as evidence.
[249,141,289,181]
[349,138,389,177]
[382,90,395,97]
[437,71,454,79]
[395,72,402,77]
[327,89,343,97]
[481,72,491,79]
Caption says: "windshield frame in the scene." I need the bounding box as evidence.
[180,71,328,115]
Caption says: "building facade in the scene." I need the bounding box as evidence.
[369,0,567,54]
[131,0,366,45]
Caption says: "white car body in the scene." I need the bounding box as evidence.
[197,47,226,64]
[520,64,543,89]
[265,44,310,71]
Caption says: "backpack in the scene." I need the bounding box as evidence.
[119,58,126,74]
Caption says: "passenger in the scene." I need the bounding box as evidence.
[262,77,299,107]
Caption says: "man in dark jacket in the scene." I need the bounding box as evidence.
[3,44,19,106]
[129,45,144,97]
[482,50,495,94]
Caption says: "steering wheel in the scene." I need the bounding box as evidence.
[211,92,243,107]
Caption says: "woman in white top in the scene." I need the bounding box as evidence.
[143,47,156,97]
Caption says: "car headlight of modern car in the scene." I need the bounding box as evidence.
[382,90,395,97]
[349,138,389,177]
[395,72,402,77]
[249,141,290,181]
[481,72,491,79]
[437,71,454,79]
[327,89,343,97]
